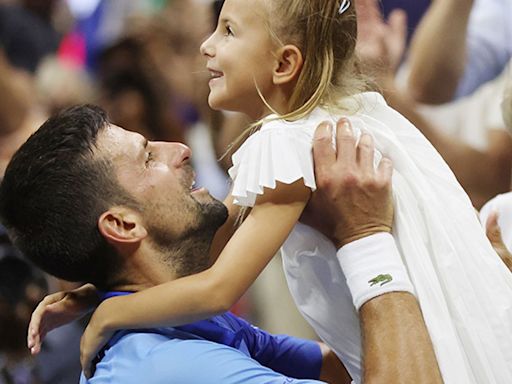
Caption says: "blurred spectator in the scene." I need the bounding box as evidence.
[357,0,512,208]
[407,0,512,104]
[0,49,44,176]
[36,56,96,115]
[0,255,47,384]
[381,0,430,45]
[97,37,185,143]
[71,0,152,71]
[0,3,60,73]
[503,70,512,130]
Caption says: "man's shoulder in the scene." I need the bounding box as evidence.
[105,327,236,362]
[85,328,249,383]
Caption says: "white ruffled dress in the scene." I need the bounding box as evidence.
[228,92,512,384]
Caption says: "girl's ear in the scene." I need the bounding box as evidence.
[98,208,148,245]
[273,44,303,85]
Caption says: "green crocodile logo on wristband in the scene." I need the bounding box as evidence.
[369,274,393,287]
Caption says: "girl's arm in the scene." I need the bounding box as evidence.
[208,193,242,264]
[80,180,310,376]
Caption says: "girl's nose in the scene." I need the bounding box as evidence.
[200,34,215,57]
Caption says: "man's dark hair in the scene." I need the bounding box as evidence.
[0,105,137,287]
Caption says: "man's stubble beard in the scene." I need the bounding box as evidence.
[147,196,228,278]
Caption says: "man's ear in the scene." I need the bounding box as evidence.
[273,44,303,86]
[98,208,147,245]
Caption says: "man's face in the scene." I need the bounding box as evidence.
[95,124,227,275]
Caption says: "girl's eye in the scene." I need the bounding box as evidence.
[224,25,234,36]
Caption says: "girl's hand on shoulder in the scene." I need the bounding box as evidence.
[27,283,99,355]
[81,300,116,379]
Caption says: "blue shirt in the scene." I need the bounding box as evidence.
[80,293,324,383]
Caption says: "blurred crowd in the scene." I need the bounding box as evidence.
[0,0,511,383]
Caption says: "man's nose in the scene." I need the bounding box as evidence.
[170,143,192,167]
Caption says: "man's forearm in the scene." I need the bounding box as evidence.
[407,0,474,104]
[360,292,443,383]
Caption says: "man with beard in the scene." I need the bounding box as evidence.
[0,105,440,383]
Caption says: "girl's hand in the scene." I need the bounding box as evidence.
[80,302,115,379]
[486,211,512,272]
[27,284,99,355]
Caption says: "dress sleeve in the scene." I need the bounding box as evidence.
[228,120,317,207]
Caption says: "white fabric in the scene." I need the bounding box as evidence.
[480,192,512,254]
[228,92,512,384]
[456,0,512,98]
[336,232,416,310]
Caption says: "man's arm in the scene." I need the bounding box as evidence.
[407,0,474,104]
[308,119,443,383]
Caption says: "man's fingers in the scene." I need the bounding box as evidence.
[336,119,356,165]
[313,121,335,177]
[377,155,393,179]
[357,133,375,173]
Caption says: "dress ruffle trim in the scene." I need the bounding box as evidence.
[228,120,317,207]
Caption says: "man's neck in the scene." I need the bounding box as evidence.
[106,236,212,292]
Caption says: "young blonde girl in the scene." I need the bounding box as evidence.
[32,1,512,383]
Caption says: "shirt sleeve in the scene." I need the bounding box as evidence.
[84,333,325,384]
[223,313,323,379]
[177,313,323,380]
[128,338,325,384]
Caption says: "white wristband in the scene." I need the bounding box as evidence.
[337,232,415,310]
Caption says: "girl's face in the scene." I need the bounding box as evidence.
[200,0,278,119]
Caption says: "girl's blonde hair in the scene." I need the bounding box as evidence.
[264,0,367,121]
[228,1,368,224]
[224,0,368,158]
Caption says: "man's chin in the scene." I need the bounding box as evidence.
[198,196,229,230]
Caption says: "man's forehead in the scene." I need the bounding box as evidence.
[96,124,142,161]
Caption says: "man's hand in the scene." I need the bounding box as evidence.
[301,119,393,248]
